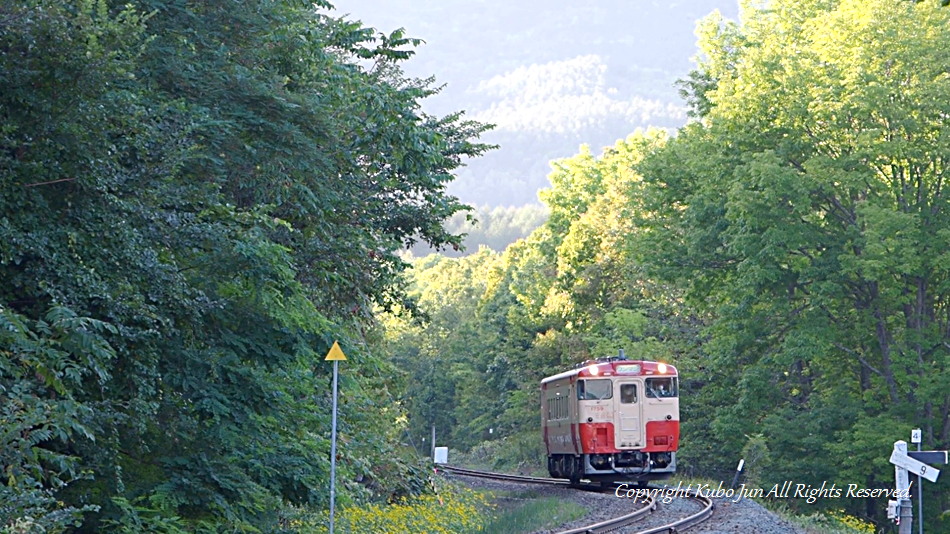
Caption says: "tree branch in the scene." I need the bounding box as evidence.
[22,178,75,188]
[834,342,885,378]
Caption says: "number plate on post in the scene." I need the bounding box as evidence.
[889,450,940,483]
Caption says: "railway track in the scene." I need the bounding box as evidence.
[437,464,569,486]
[438,465,714,534]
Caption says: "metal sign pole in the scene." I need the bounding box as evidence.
[918,439,923,534]
[325,342,348,534]
[329,358,339,534]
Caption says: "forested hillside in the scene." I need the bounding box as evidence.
[1,1,490,532]
[384,0,950,530]
[408,204,549,257]
[335,0,740,207]
[5,0,950,533]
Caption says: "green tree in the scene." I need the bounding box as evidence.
[639,0,950,521]
[0,306,111,532]
[1,0,491,531]
[382,133,701,471]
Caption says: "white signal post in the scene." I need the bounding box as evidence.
[325,341,347,534]
[888,437,947,534]
[891,440,914,534]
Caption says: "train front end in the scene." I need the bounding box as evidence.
[541,357,679,484]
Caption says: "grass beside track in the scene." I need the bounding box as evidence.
[479,490,587,534]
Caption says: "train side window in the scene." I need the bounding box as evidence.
[548,395,569,420]
[646,377,678,398]
[577,379,613,400]
[620,384,637,404]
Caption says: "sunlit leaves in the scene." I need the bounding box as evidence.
[635,0,950,518]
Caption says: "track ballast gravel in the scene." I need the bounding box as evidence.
[447,473,808,533]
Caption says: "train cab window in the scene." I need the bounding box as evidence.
[577,379,613,400]
[646,377,678,398]
[620,384,637,404]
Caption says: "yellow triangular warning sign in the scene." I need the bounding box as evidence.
[325,341,347,361]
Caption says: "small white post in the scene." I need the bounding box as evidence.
[730,458,744,489]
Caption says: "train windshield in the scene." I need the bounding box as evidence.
[577,379,613,400]
[646,377,678,398]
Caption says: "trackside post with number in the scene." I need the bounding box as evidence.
[888,436,947,534]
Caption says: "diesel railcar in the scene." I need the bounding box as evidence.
[541,353,679,485]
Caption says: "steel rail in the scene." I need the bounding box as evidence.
[439,466,662,533]
[438,464,569,485]
[626,488,714,534]
[438,466,714,533]
[555,487,713,534]
[554,495,657,534]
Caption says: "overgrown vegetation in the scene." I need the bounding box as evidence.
[6,0,950,532]
[781,509,877,534]
[480,491,585,534]
[284,479,492,534]
[1,0,489,531]
[382,1,950,531]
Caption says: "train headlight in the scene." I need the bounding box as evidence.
[657,363,668,374]
[589,365,600,376]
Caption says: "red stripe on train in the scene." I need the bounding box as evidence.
[643,420,679,452]
[578,422,615,453]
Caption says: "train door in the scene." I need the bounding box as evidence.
[614,380,642,449]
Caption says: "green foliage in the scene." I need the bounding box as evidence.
[0,306,110,533]
[739,434,771,489]
[479,493,585,534]
[101,498,190,534]
[2,0,492,531]
[382,132,698,467]
[452,432,546,475]
[382,249,511,451]
[382,2,950,531]
[783,510,876,534]
[633,0,950,524]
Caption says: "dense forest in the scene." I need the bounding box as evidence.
[384,0,950,531]
[1,0,490,532]
[3,0,950,533]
